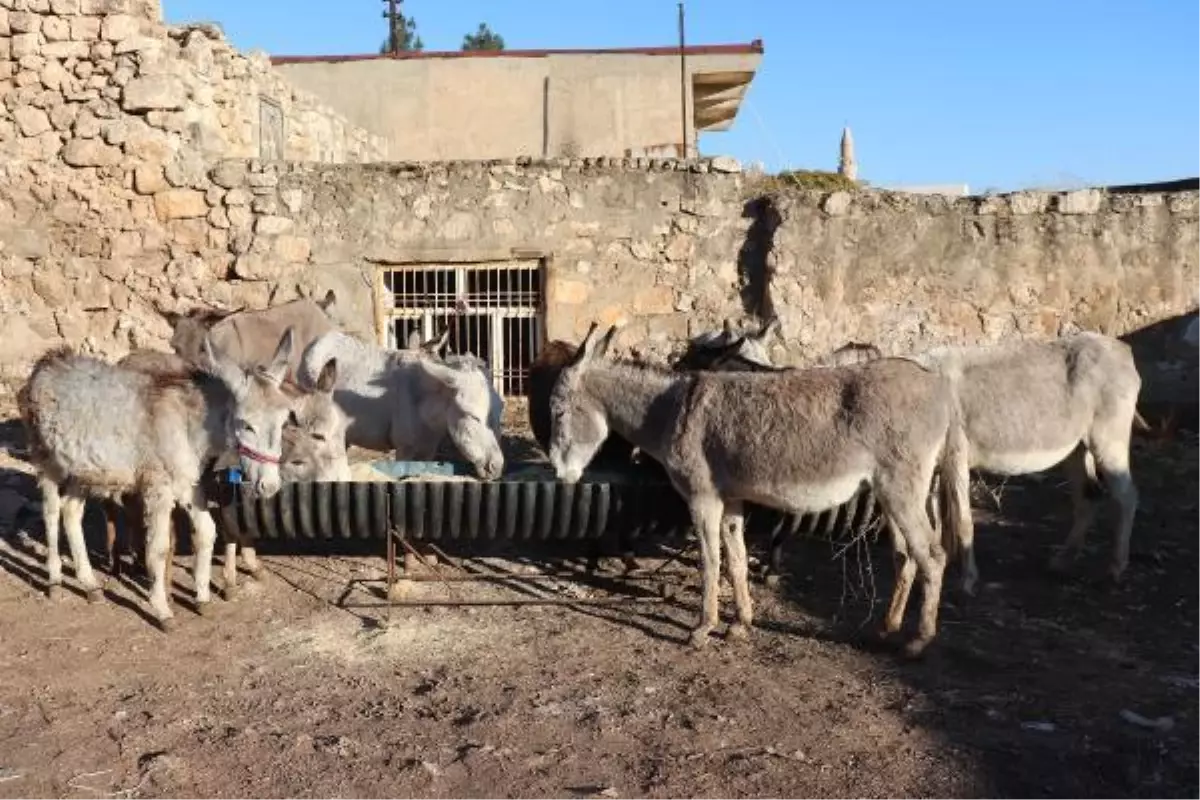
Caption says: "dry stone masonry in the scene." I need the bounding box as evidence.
[1,0,1197,406]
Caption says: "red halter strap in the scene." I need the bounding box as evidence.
[237,442,281,466]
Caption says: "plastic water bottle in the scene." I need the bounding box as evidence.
[225,466,243,484]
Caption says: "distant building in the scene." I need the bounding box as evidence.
[271,41,763,161]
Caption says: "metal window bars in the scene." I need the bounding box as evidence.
[378,259,544,397]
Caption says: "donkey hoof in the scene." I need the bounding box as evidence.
[764,573,782,589]
[726,622,752,642]
[688,628,713,649]
[195,599,212,616]
[247,568,266,583]
[155,615,177,634]
[85,586,105,604]
[46,583,64,602]
[901,637,933,660]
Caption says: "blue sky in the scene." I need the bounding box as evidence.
[163,1,1199,192]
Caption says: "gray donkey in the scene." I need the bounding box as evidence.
[165,290,338,381]
[103,349,348,600]
[299,331,505,479]
[688,328,1145,593]
[673,316,780,372]
[549,324,970,658]
[18,329,302,629]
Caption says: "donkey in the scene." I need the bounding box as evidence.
[18,329,302,629]
[298,331,505,480]
[898,333,1144,592]
[527,339,661,471]
[695,329,1145,592]
[166,290,338,381]
[103,350,349,600]
[549,324,970,657]
[673,316,780,372]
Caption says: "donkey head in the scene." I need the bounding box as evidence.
[163,306,243,366]
[673,316,778,372]
[405,325,452,358]
[202,327,298,499]
[280,358,351,483]
[420,356,505,480]
[547,323,620,483]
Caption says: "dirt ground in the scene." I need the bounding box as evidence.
[0,400,1196,799]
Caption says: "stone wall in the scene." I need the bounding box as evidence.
[0,0,1196,403]
[0,0,389,388]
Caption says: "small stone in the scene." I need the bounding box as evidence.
[822,191,853,216]
[709,155,741,173]
[223,187,250,206]
[14,106,51,136]
[255,215,293,235]
[71,15,100,40]
[133,165,166,195]
[11,33,39,58]
[153,189,208,220]
[207,207,230,229]
[41,40,89,59]
[1058,189,1103,215]
[40,60,70,90]
[226,205,253,229]
[100,13,139,42]
[121,75,186,112]
[8,11,40,34]
[209,160,247,189]
[61,137,121,166]
[632,285,674,315]
[272,235,310,263]
[108,231,141,260]
[279,188,303,213]
[51,0,81,13]
[42,15,70,41]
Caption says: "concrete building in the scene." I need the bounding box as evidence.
[271,41,763,161]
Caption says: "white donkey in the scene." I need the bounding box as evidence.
[18,330,303,629]
[549,324,970,658]
[298,331,505,480]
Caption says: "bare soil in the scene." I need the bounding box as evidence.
[0,403,1195,799]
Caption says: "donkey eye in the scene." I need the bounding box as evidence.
[311,432,327,442]
[237,420,256,435]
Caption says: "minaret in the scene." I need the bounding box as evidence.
[839,126,857,182]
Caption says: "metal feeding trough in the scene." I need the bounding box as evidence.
[211,461,883,612]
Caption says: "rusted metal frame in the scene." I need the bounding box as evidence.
[371,526,672,615]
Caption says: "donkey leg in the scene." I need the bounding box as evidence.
[1090,426,1139,583]
[880,525,916,639]
[241,544,265,580]
[143,492,176,629]
[103,499,121,580]
[185,497,218,613]
[879,481,947,658]
[688,496,725,649]
[60,489,104,602]
[720,501,754,640]
[222,540,239,600]
[40,478,64,600]
[1050,446,1099,574]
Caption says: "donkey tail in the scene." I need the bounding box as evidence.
[1132,409,1152,433]
[936,405,972,563]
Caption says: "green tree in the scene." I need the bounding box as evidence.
[380,2,423,54]
[462,22,505,51]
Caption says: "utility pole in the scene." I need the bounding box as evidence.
[677,1,688,158]
[382,0,398,55]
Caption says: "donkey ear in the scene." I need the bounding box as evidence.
[753,314,780,343]
[596,325,620,359]
[317,289,337,312]
[569,322,602,368]
[315,357,338,393]
[423,326,451,357]
[262,327,295,385]
[201,333,244,390]
[721,318,734,338]
[405,329,422,350]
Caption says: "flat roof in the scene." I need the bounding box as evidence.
[271,39,764,65]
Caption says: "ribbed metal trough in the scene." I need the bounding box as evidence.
[214,462,882,561]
